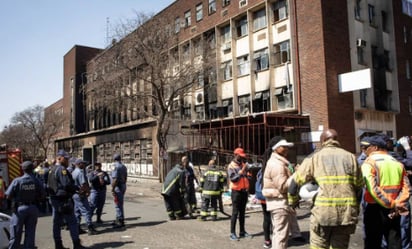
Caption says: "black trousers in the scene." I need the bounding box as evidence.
[261,203,272,241]
[364,203,402,249]
[163,192,186,218]
[230,190,248,234]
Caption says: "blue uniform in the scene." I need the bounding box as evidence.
[71,167,93,227]
[37,165,51,213]
[49,164,80,245]
[6,173,45,249]
[88,169,110,222]
[111,161,127,222]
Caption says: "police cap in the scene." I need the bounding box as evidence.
[21,161,34,171]
[57,149,70,159]
[113,153,121,161]
[363,135,387,149]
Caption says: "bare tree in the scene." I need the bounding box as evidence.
[1,105,63,160]
[84,12,216,180]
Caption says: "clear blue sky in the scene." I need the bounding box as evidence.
[0,0,173,130]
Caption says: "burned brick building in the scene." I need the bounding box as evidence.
[46,0,412,180]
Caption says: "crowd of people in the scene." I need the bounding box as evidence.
[2,129,412,248]
[161,129,412,249]
[2,150,127,249]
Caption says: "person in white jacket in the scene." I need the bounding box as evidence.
[262,136,294,249]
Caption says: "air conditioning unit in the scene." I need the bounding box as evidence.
[356,38,366,47]
[195,92,204,105]
[277,92,293,110]
[221,42,231,51]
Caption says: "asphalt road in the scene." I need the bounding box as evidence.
[30,178,365,249]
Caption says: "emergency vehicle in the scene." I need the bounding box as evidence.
[0,147,23,187]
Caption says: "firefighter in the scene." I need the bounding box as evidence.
[289,129,363,249]
[198,159,225,221]
[5,161,46,249]
[228,147,251,241]
[361,135,411,249]
[161,156,187,220]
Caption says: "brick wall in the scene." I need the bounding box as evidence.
[296,0,355,151]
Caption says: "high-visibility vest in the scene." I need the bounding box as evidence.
[362,151,410,209]
[228,161,249,191]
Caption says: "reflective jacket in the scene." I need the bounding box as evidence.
[200,167,225,196]
[227,160,249,191]
[293,139,363,226]
[362,151,410,209]
[161,164,186,196]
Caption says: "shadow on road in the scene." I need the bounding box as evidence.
[95,216,167,234]
[90,240,134,248]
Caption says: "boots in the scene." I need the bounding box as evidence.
[112,218,125,228]
[87,224,97,235]
[96,216,103,224]
[78,225,87,235]
[73,240,88,249]
[55,240,69,249]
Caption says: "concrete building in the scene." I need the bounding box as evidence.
[47,0,412,179]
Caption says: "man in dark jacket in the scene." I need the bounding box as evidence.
[6,161,46,249]
[161,156,187,220]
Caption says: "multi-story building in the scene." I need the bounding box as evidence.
[48,0,412,180]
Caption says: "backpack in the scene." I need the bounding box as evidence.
[255,169,265,200]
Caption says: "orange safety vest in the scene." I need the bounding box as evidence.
[228,161,249,191]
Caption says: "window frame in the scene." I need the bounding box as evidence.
[273,40,290,65]
[221,61,233,81]
[253,8,267,31]
[222,0,231,7]
[254,48,269,72]
[368,4,376,26]
[273,0,288,22]
[236,16,248,38]
[184,10,191,27]
[237,55,250,76]
[175,17,181,33]
[354,0,361,20]
[196,4,203,22]
[221,25,231,43]
[209,0,217,15]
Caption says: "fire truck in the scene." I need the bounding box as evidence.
[0,146,23,187]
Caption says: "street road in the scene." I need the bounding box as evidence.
[31,178,364,249]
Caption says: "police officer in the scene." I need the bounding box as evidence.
[37,161,51,213]
[88,162,110,224]
[48,150,87,249]
[111,153,127,228]
[5,160,46,249]
[72,159,96,235]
